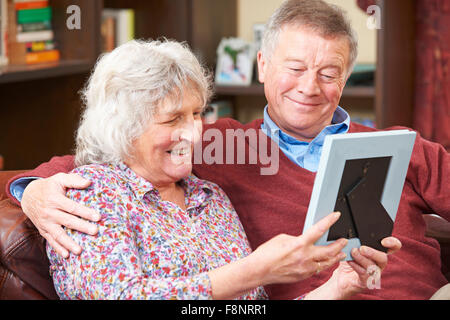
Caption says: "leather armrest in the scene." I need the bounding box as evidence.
[0,199,58,299]
[424,214,450,243]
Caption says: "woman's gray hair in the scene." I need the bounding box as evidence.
[261,0,359,74]
[75,39,212,167]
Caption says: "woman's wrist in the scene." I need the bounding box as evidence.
[208,253,266,300]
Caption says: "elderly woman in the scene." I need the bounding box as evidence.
[47,39,398,300]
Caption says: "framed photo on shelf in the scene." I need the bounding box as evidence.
[215,38,256,86]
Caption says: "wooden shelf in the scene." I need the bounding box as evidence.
[215,83,375,98]
[0,60,94,84]
[215,83,264,96]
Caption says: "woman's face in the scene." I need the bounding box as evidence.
[126,91,204,187]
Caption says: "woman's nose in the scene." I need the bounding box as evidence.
[173,120,201,144]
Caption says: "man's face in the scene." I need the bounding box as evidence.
[257,24,350,142]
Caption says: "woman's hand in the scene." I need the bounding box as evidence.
[21,173,100,258]
[209,211,347,300]
[250,211,348,286]
[304,237,402,300]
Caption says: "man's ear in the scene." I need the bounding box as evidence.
[257,51,266,84]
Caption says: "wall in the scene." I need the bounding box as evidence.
[237,0,376,64]
[234,0,377,123]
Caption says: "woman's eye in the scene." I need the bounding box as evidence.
[165,116,180,124]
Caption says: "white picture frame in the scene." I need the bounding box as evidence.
[302,130,416,260]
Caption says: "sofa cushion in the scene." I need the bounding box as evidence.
[0,199,58,299]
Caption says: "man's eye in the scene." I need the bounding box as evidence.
[321,74,335,80]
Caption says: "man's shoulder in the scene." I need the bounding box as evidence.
[348,122,379,133]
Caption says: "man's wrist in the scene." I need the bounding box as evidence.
[304,273,345,300]
[9,177,40,203]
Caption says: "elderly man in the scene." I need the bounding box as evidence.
[6,0,450,299]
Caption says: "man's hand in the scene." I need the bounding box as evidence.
[305,237,402,300]
[21,173,100,258]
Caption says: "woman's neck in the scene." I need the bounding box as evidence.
[156,182,186,211]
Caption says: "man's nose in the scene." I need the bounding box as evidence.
[296,72,321,96]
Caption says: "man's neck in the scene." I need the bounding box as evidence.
[266,108,332,143]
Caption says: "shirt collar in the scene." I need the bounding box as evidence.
[261,105,350,147]
[116,162,156,200]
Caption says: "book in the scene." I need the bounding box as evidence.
[25,48,58,63]
[100,15,115,52]
[17,6,51,24]
[25,39,54,52]
[102,8,135,48]
[17,20,51,32]
[0,0,8,66]
[16,28,51,42]
[16,29,52,42]
[14,0,47,11]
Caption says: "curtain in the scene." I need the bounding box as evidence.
[357,0,450,150]
[414,0,450,150]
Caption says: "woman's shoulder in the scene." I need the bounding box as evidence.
[71,163,117,180]
[70,163,125,192]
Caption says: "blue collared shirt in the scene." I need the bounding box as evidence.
[261,106,350,172]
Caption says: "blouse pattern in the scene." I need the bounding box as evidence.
[47,162,268,300]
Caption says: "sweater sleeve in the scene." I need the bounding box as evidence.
[406,131,450,221]
[5,155,75,206]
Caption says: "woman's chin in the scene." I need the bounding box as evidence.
[168,162,193,180]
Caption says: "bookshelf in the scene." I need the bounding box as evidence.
[0,0,236,170]
[0,0,415,170]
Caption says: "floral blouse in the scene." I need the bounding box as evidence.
[47,162,268,300]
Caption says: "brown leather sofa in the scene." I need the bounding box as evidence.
[0,170,449,300]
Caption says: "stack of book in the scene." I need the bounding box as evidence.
[101,8,135,53]
[7,0,59,65]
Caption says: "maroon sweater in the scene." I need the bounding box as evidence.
[7,118,450,300]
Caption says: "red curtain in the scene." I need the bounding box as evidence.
[356,0,377,11]
[357,0,450,150]
[414,0,450,150]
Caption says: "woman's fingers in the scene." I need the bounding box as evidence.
[302,212,341,245]
[313,238,348,261]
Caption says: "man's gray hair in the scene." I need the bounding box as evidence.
[75,39,212,167]
[261,0,359,73]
